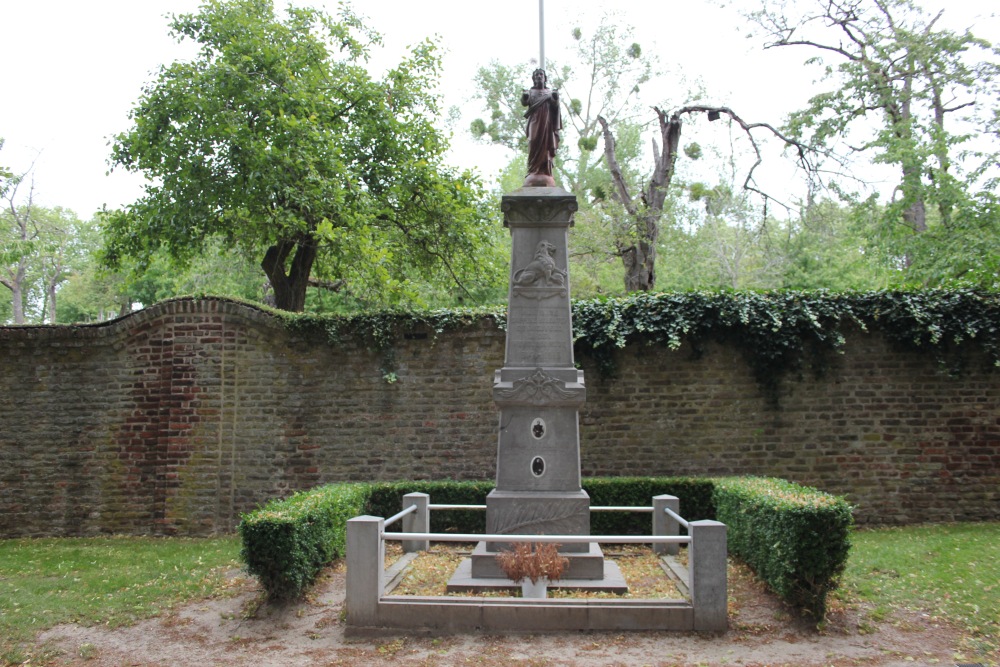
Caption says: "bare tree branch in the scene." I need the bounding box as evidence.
[597,115,637,217]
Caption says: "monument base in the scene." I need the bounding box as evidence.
[484,489,590,554]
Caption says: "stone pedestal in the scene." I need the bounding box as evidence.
[476,186,609,582]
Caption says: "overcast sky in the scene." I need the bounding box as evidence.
[2,0,996,217]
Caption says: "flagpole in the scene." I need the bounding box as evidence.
[539,0,545,71]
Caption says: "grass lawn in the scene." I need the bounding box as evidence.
[0,535,240,664]
[842,522,1000,661]
[0,523,996,664]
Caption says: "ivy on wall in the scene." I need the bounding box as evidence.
[573,289,1000,400]
[279,305,507,382]
[273,289,999,397]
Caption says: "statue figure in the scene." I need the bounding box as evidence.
[521,68,561,187]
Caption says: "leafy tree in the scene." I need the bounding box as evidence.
[746,0,1000,259]
[776,198,889,290]
[472,16,815,293]
[33,207,92,323]
[107,0,495,313]
[598,105,813,291]
[1,159,38,324]
[1,178,92,324]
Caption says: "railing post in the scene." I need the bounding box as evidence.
[689,519,728,632]
[346,515,384,627]
[401,492,430,553]
[652,494,680,555]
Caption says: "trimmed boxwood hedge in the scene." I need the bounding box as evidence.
[584,477,716,535]
[238,483,369,600]
[239,476,852,617]
[713,477,854,618]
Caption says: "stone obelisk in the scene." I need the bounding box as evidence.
[469,69,605,581]
[483,186,590,553]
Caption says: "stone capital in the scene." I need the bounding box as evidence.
[501,187,578,228]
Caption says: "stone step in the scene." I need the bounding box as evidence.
[469,540,607,580]
[446,557,628,595]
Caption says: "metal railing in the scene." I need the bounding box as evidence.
[383,503,417,528]
[382,530,690,545]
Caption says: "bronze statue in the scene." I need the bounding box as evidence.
[521,68,561,187]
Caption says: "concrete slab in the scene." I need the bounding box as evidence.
[360,596,695,633]
[661,554,690,597]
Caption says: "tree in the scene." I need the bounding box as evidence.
[472,17,814,292]
[746,0,1000,252]
[1,159,38,324]
[1,176,91,324]
[598,105,813,291]
[34,207,90,323]
[107,0,494,312]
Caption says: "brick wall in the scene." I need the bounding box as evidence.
[1,297,996,537]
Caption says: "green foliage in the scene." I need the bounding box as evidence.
[238,483,369,600]
[714,477,854,618]
[469,61,533,151]
[362,478,716,537]
[748,0,1000,254]
[1,203,94,324]
[571,289,1000,398]
[898,191,1000,289]
[107,0,494,312]
[278,303,506,381]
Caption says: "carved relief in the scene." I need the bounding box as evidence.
[494,368,584,404]
[487,502,586,536]
[512,240,567,292]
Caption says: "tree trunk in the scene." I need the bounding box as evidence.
[621,237,656,292]
[261,236,318,312]
[2,265,27,324]
[10,282,25,325]
[46,280,58,324]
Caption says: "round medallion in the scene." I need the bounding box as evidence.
[531,456,546,477]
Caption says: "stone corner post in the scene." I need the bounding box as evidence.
[346,515,384,627]
[652,494,680,556]
[401,492,430,553]
[689,519,728,632]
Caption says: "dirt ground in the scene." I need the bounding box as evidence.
[35,559,975,667]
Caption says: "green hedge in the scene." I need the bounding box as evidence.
[365,480,494,533]
[238,483,369,600]
[239,476,852,616]
[583,477,716,535]
[714,477,854,618]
